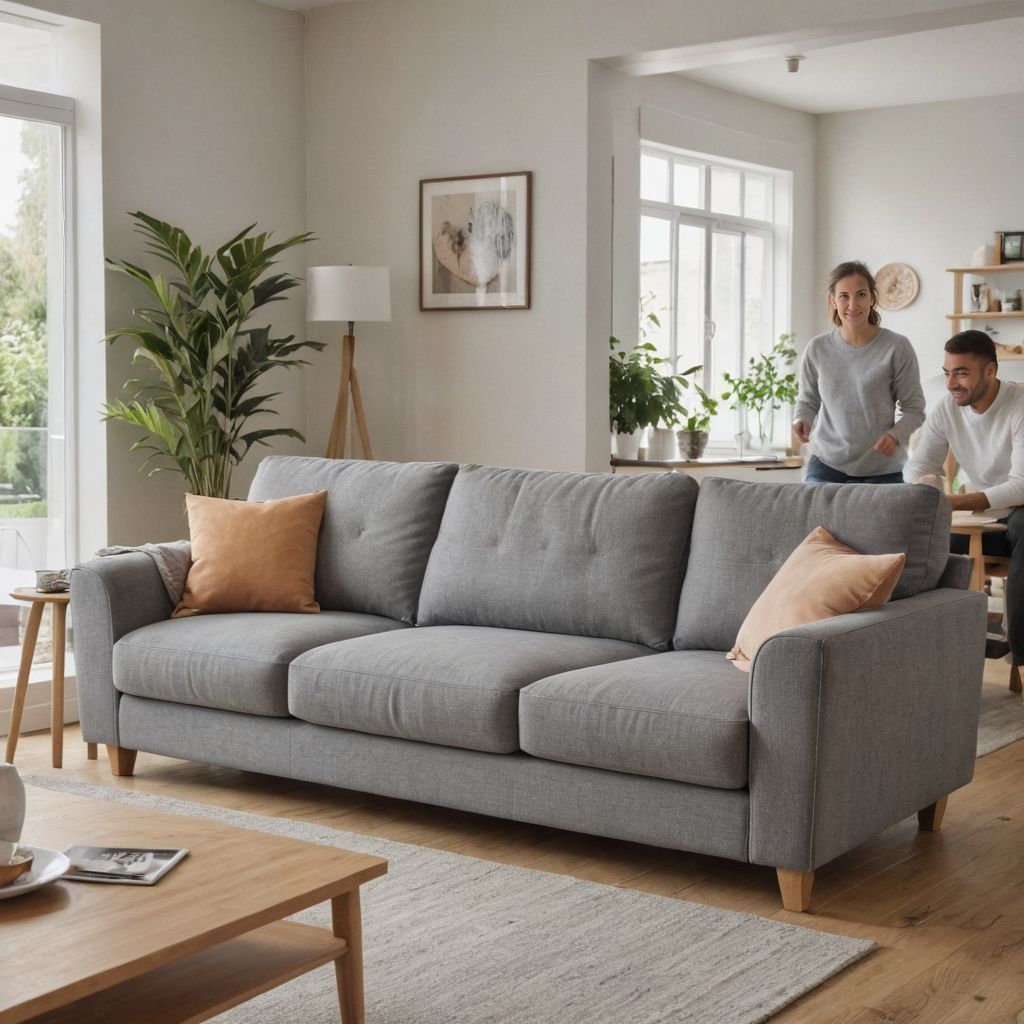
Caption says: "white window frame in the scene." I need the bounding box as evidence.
[640,142,792,446]
[0,83,78,568]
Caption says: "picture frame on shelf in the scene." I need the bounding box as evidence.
[995,230,1024,265]
[420,171,531,311]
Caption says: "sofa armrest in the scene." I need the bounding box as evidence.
[747,588,986,872]
[71,554,175,746]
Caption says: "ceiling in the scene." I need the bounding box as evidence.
[680,17,1024,113]
[252,0,1024,115]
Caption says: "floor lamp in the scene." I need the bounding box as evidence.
[307,265,391,460]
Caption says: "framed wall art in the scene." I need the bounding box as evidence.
[420,171,531,310]
[997,230,1024,265]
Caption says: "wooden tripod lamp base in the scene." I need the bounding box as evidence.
[326,333,373,460]
[306,265,391,462]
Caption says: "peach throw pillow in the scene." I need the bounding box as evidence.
[173,491,327,618]
[726,525,906,671]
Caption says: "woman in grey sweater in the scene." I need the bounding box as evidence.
[793,261,925,483]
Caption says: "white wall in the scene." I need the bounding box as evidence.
[304,0,591,471]
[307,0,961,475]
[816,92,1024,408]
[20,0,308,547]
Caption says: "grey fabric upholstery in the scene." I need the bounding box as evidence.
[115,612,408,717]
[71,554,174,746]
[937,552,972,591]
[520,651,748,788]
[747,588,986,871]
[418,466,699,650]
[288,625,652,752]
[117,698,751,862]
[675,478,952,650]
[72,458,987,891]
[248,456,458,623]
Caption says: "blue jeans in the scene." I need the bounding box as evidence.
[950,506,1024,666]
[802,455,905,485]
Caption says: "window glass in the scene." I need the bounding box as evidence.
[640,153,669,204]
[672,161,701,209]
[743,233,768,358]
[639,215,671,361]
[675,223,704,374]
[744,173,772,222]
[710,166,741,216]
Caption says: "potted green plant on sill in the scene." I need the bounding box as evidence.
[675,375,719,460]
[720,334,799,450]
[609,337,688,460]
[103,212,323,498]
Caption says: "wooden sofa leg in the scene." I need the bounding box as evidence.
[777,868,815,912]
[1010,664,1022,695]
[106,745,138,777]
[918,795,948,831]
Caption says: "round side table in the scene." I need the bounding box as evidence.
[4,588,96,768]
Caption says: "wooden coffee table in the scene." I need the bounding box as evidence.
[0,788,387,1023]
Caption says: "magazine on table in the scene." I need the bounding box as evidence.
[62,845,189,885]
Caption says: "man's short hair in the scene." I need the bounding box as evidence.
[945,329,997,365]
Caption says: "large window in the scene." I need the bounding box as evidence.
[640,143,792,446]
[0,15,75,681]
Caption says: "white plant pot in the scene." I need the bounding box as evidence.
[647,427,679,462]
[613,430,641,460]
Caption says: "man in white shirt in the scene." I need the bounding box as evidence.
[904,330,1024,665]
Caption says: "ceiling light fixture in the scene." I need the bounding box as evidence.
[786,55,804,73]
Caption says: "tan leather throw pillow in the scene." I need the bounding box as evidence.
[173,491,328,618]
[726,525,906,671]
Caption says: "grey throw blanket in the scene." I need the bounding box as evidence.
[95,540,192,605]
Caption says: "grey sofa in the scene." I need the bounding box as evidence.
[71,456,986,910]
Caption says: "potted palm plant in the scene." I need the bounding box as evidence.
[721,334,799,450]
[104,212,323,498]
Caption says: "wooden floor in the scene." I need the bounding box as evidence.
[10,660,1024,1024]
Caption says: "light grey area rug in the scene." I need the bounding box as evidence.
[25,776,873,1024]
[977,683,1024,757]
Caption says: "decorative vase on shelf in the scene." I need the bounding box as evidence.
[676,430,709,461]
[750,408,774,451]
[648,427,679,461]
[0,764,26,861]
[614,429,641,461]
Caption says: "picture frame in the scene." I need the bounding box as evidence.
[420,171,531,310]
[995,230,1024,265]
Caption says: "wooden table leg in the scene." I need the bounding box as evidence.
[4,602,43,764]
[332,889,365,1024]
[968,534,986,593]
[50,601,67,769]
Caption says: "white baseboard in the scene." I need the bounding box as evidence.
[0,675,79,738]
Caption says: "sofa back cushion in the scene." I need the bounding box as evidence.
[674,478,951,651]
[416,465,700,650]
[248,456,458,623]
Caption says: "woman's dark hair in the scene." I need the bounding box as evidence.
[945,329,997,365]
[826,261,881,328]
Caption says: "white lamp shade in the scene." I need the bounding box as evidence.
[307,265,392,323]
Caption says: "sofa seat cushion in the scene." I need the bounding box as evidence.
[113,612,409,717]
[288,625,653,753]
[519,651,749,789]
